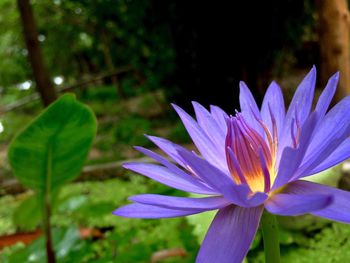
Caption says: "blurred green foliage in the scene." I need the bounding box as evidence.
[168,120,192,144]
[114,116,152,146]
[0,176,198,263]
[0,0,28,87]
[0,113,33,144]
[0,0,175,95]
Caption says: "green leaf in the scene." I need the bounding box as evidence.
[6,227,82,263]
[12,195,42,231]
[186,210,215,244]
[186,193,216,244]
[8,94,97,192]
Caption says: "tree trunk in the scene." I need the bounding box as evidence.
[317,0,350,102]
[17,0,57,106]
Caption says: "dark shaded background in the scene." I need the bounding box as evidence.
[151,1,314,111]
[0,0,317,112]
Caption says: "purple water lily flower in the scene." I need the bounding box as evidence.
[114,67,350,263]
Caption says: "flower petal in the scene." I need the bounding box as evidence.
[296,96,350,178]
[315,72,339,119]
[287,66,316,124]
[123,162,217,195]
[273,112,318,189]
[146,135,188,168]
[192,101,225,151]
[309,95,350,152]
[178,148,267,207]
[261,81,285,139]
[239,81,263,136]
[172,104,228,172]
[196,205,263,263]
[279,66,316,153]
[129,194,230,210]
[133,146,216,194]
[309,138,350,174]
[279,180,350,223]
[210,105,229,134]
[113,203,205,218]
[265,193,332,216]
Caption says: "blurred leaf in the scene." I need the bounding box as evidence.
[76,202,115,218]
[5,227,82,263]
[278,228,294,245]
[57,195,88,213]
[250,231,262,250]
[303,165,342,187]
[12,195,41,231]
[277,214,328,232]
[186,193,215,244]
[281,222,350,263]
[186,211,215,244]
[8,94,97,193]
[55,227,81,259]
[114,116,152,146]
[12,192,84,232]
[0,195,20,235]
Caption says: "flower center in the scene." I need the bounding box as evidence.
[225,113,277,193]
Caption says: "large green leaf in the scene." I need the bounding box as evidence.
[8,94,97,192]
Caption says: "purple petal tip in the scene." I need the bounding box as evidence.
[333,71,340,79]
[133,146,144,151]
[239,80,248,88]
[112,208,124,216]
[122,163,134,169]
[171,103,179,110]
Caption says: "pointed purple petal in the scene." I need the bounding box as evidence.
[146,135,188,168]
[133,146,216,194]
[315,72,339,119]
[113,203,205,218]
[178,149,267,207]
[129,194,230,210]
[239,81,264,136]
[273,112,318,189]
[280,180,350,223]
[265,193,332,216]
[192,101,225,151]
[279,66,316,153]
[261,81,285,140]
[172,104,228,172]
[309,138,350,174]
[296,132,350,179]
[210,105,229,134]
[307,95,350,153]
[287,66,316,124]
[296,96,350,178]
[196,205,263,263]
[123,162,217,195]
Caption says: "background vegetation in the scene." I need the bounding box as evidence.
[0,0,350,262]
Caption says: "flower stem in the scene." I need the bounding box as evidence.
[261,210,280,263]
[43,143,56,263]
[43,196,56,263]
